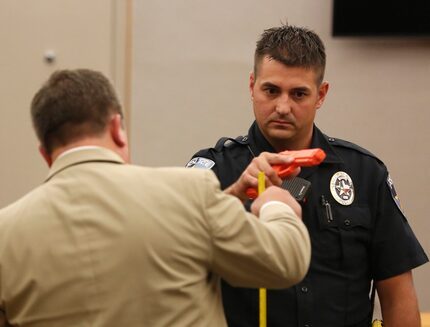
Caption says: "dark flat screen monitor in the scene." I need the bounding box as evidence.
[332,0,430,37]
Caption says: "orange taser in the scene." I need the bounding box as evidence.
[246,148,326,199]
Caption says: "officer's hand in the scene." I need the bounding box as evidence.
[251,186,302,219]
[225,152,300,202]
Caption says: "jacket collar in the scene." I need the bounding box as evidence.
[45,147,124,182]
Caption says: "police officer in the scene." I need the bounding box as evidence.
[187,24,428,327]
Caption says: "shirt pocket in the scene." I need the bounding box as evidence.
[315,203,372,270]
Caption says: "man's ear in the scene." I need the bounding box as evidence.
[316,81,329,110]
[110,114,127,147]
[39,145,53,167]
[249,71,255,100]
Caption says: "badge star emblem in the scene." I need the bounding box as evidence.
[336,179,352,197]
[330,171,354,205]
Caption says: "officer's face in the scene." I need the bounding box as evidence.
[250,56,329,151]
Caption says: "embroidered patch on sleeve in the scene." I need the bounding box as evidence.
[186,157,215,169]
[387,174,403,212]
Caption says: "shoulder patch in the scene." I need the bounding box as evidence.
[387,174,403,212]
[186,157,215,169]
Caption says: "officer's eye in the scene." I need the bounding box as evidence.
[292,90,308,99]
[263,87,279,96]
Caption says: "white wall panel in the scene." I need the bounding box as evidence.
[0,0,127,206]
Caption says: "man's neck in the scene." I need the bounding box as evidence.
[268,131,313,152]
[254,121,314,152]
[46,133,129,167]
[55,145,104,161]
[50,138,111,163]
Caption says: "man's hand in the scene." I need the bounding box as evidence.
[224,152,300,202]
[250,186,302,219]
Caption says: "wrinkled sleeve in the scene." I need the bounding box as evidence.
[202,171,311,289]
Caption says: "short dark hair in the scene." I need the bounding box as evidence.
[254,24,326,85]
[31,69,123,154]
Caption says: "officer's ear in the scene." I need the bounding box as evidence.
[249,71,255,100]
[316,81,329,110]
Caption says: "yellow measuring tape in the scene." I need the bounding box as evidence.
[372,319,383,327]
[258,171,267,327]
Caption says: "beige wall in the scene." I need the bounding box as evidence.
[0,0,129,207]
[131,0,430,309]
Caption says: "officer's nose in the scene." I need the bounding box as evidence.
[275,94,291,115]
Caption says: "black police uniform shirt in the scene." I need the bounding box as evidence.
[187,121,428,327]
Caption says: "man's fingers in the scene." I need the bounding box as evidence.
[261,152,295,165]
[241,151,299,193]
[250,152,295,185]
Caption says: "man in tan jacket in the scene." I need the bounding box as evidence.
[0,69,310,327]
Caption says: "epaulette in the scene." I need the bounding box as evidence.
[214,135,249,151]
[327,136,382,162]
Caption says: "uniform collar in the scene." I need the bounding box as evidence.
[296,125,344,178]
[46,147,124,182]
[309,126,343,165]
[247,121,276,156]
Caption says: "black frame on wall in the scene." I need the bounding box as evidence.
[332,0,430,37]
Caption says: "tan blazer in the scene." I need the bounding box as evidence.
[0,147,310,327]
